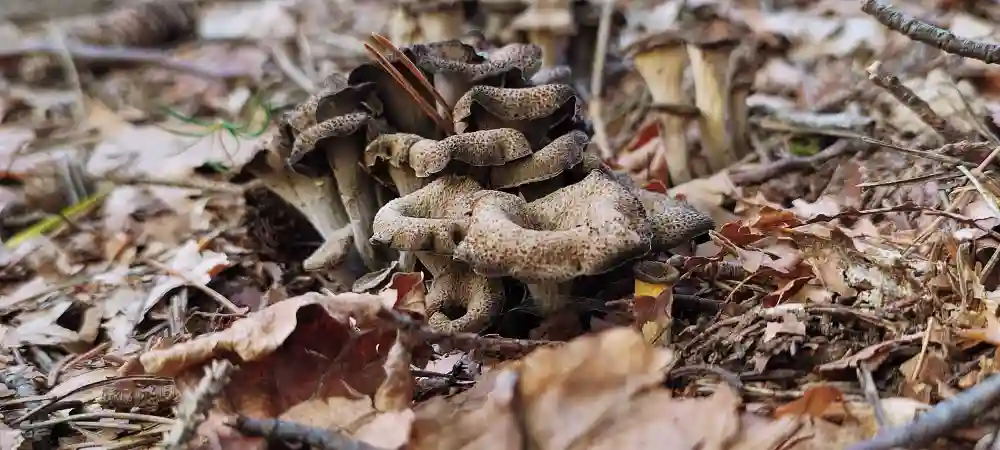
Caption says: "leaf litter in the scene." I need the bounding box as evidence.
[5,0,1000,449]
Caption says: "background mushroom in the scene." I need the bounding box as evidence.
[622,30,695,185]
[510,0,575,69]
[685,15,751,173]
[394,0,468,44]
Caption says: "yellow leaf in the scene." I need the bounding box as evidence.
[635,278,668,299]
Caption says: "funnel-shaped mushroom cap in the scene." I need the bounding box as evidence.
[453,84,583,147]
[621,30,686,58]
[529,65,573,86]
[282,75,380,168]
[370,175,483,254]
[684,15,750,48]
[453,169,651,283]
[366,129,534,180]
[348,46,439,136]
[411,40,543,86]
[490,129,588,188]
[632,188,716,252]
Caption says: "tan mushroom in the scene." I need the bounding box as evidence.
[454,169,652,313]
[622,30,696,185]
[685,16,750,172]
[396,0,467,43]
[510,0,574,69]
[476,0,527,44]
[284,75,387,271]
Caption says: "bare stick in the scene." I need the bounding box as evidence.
[861,0,1000,65]
[729,139,854,185]
[866,61,967,142]
[847,373,1000,450]
[0,40,246,79]
[231,416,386,450]
[588,0,615,160]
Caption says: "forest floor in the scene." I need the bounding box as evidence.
[3,0,1000,449]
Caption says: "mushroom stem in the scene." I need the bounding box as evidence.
[526,30,563,68]
[631,47,692,184]
[325,142,384,271]
[247,168,366,284]
[526,281,574,315]
[416,9,465,42]
[687,44,737,173]
[729,75,752,160]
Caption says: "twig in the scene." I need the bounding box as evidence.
[863,137,975,167]
[377,309,556,357]
[20,411,174,430]
[865,61,967,142]
[0,40,247,79]
[10,376,173,426]
[164,359,235,450]
[46,25,86,124]
[861,0,1000,65]
[268,42,315,93]
[729,139,854,185]
[801,201,1000,241]
[847,373,1000,450]
[143,258,246,314]
[230,416,386,450]
[856,365,888,428]
[588,0,615,160]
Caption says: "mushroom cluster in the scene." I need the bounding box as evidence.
[243,36,715,333]
[622,12,753,185]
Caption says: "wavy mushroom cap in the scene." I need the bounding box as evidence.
[453,169,652,283]
[370,175,483,254]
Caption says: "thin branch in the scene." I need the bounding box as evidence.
[865,61,967,142]
[230,416,386,450]
[861,0,1000,65]
[588,0,616,160]
[729,139,854,185]
[847,373,1000,450]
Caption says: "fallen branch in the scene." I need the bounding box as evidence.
[865,61,968,142]
[0,40,249,79]
[230,416,386,450]
[847,373,1000,450]
[728,139,854,185]
[377,309,557,357]
[861,0,1000,65]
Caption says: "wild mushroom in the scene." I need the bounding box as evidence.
[452,84,583,147]
[622,30,696,185]
[490,129,589,201]
[510,0,574,69]
[396,0,467,43]
[475,0,527,44]
[370,175,506,332]
[366,129,534,188]
[239,127,364,287]
[408,40,543,115]
[453,169,652,314]
[284,74,388,271]
[685,16,749,173]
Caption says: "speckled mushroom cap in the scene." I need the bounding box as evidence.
[281,76,374,157]
[453,169,652,283]
[366,129,534,180]
[370,175,483,254]
[489,129,588,188]
[410,40,543,87]
[452,84,583,147]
